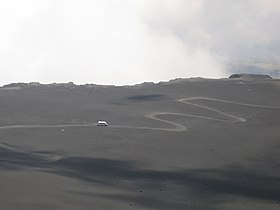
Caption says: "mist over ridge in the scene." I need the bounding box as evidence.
[0,0,279,85]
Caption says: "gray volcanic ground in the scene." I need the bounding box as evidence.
[0,76,280,210]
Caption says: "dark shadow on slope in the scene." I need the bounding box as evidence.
[1,144,280,209]
[52,159,280,202]
[0,143,60,169]
[125,94,166,102]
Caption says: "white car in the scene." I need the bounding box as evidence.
[97,121,108,126]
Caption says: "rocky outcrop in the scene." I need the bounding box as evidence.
[229,74,272,79]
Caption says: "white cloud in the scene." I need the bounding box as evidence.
[0,0,279,85]
[257,0,280,15]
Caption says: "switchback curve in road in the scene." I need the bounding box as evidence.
[0,97,279,132]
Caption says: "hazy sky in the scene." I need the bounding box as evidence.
[0,0,279,85]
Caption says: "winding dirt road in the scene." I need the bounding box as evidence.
[0,97,279,132]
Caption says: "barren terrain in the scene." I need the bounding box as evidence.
[1,76,280,209]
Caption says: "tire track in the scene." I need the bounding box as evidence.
[0,143,64,162]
